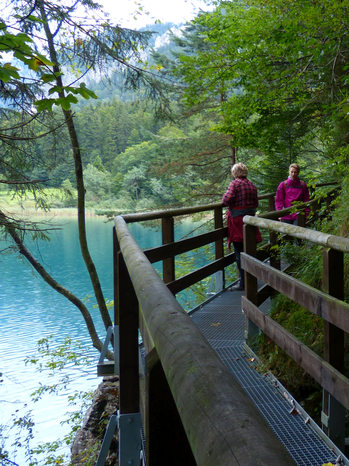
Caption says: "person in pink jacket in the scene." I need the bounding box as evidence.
[275,163,310,225]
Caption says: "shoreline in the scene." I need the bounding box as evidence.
[4,207,105,219]
[4,205,216,222]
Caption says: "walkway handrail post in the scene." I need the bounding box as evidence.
[322,248,345,449]
[113,226,119,326]
[297,211,305,227]
[114,240,142,464]
[118,251,140,414]
[268,193,275,212]
[144,348,196,465]
[243,222,259,345]
[269,229,280,270]
[162,215,175,284]
[214,205,225,291]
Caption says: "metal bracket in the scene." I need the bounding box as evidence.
[322,395,346,449]
[95,414,118,466]
[97,325,119,376]
[321,410,329,428]
[118,411,142,466]
[95,411,143,466]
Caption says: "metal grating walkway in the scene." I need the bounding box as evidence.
[190,287,348,466]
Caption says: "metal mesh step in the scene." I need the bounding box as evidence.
[190,288,348,466]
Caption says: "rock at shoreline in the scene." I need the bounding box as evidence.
[71,376,119,465]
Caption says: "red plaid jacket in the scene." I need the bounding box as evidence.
[222,177,259,210]
[222,177,261,246]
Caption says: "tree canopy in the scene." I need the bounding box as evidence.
[162,0,349,190]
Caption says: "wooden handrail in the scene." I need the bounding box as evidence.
[241,296,349,410]
[244,216,349,252]
[242,209,347,449]
[121,202,223,223]
[144,228,227,263]
[121,182,338,224]
[121,193,276,223]
[114,215,293,465]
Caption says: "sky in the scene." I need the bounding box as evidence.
[100,0,210,28]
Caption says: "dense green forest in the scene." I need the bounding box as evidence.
[1,0,349,463]
[2,6,347,216]
[0,26,235,213]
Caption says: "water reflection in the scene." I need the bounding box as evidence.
[0,216,205,464]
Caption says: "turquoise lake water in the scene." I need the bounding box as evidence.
[0,216,213,464]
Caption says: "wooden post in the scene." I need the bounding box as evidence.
[162,216,175,284]
[118,253,140,415]
[243,223,259,346]
[311,198,320,222]
[145,349,196,465]
[269,231,280,270]
[113,226,119,326]
[214,206,225,291]
[297,211,305,227]
[322,248,345,449]
[268,194,275,213]
[267,193,281,271]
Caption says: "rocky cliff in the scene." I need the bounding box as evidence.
[71,376,119,465]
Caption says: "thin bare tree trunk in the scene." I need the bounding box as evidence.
[39,1,112,332]
[1,211,107,353]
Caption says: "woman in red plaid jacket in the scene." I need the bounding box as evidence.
[222,163,262,290]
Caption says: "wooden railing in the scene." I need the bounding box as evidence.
[112,212,293,466]
[120,185,338,298]
[120,191,277,294]
[241,215,349,450]
[97,184,339,465]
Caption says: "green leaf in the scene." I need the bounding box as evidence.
[41,73,58,83]
[27,15,44,24]
[0,63,20,81]
[341,103,349,115]
[77,83,98,99]
[56,94,79,110]
[34,98,55,112]
[48,85,63,95]
[35,52,54,67]
[0,68,12,82]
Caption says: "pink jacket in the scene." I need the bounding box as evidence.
[275,178,310,221]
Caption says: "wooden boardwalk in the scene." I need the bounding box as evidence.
[190,286,348,466]
[111,193,348,466]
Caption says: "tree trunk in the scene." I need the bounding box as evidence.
[1,211,108,354]
[38,1,112,333]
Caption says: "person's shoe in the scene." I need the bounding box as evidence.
[231,283,244,291]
